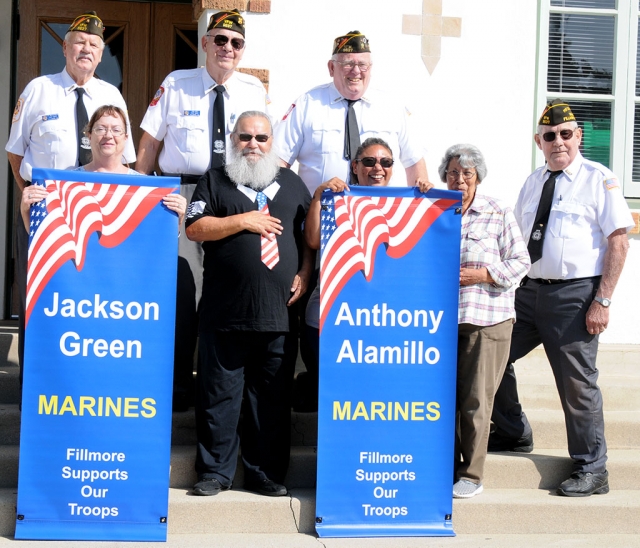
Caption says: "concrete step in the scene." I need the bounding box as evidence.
[518,374,640,411]
[4,404,638,451]
[1,534,640,548]
[1,443,636,492]
[0,444,317,490]
[526,408,640,449]
[483,449,640,490]
[0,405,319,447]
[1,486,640,537]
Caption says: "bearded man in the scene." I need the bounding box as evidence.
[185,110,312,497]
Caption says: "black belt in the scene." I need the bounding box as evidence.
[161,173,202,185]
[523,275,600,286]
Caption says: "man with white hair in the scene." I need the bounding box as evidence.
[490,100,634,497]
[186,111,312,497]
[274,30,429,192]
[5,11,135,399]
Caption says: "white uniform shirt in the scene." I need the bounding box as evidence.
[5,69,136,182]
[140,68,270,175]
[273,82,426,193]
[516,152,634,280]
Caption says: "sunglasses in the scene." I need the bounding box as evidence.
[207,34,245,51]
[541,129,574,142]
[237,133,270,143]
[356,157,394,168]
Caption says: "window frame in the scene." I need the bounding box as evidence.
[535,0,640,199]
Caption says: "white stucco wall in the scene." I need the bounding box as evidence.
[236,0,639,345]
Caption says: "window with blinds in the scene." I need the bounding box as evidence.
[544,0,640,197]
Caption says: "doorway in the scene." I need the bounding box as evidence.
[9,0,198,318]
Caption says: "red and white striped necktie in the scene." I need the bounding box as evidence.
[256,191,279,269]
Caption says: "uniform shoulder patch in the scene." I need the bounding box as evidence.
[12,98,24,123]
[282,103,296,121]
[604,177,620,191]
[150,86,164,107]
[187,201,206,218]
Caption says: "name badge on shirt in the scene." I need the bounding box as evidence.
[42,114,59,121]
[183,110,200,116]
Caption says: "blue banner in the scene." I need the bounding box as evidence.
[15,169,180,541]
[316,186,462,537]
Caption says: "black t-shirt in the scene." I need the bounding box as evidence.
[187,167,311,332]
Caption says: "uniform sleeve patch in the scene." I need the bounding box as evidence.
[12,98,24,123]
[149,86,165,107]
[266,94,272,106]
[604,177,620,190]
[282,103,295,121]
[187,201,206,218]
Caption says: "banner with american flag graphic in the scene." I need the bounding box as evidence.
[16,169,180,542]
[316,187,462,538]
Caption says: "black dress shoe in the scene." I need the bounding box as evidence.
[192,477,231,496]
[245,478,288,497]
[557,470,609,497]
[487,433,534,453]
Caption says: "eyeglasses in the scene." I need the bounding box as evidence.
[92,126,125,137]
[541,129,575,142]
[356,157,394,168]
[334,61,372,72]
[207,34,245,51]
[237,133,271,143]
[446,169,476,180]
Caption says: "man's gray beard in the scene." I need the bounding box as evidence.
[225,147,281,191]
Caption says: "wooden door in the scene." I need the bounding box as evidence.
[10,0,197,318]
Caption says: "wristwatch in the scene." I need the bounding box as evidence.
[593,296,611,308]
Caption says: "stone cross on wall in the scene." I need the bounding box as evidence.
[402,0,461,74]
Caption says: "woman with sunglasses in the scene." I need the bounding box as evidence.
[20,105,186,230]
[296,138,433,411]
[439,144,530,499]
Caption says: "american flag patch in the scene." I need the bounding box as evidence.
[604,178,619,190]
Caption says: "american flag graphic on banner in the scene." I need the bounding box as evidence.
[26,179,173,326]
[319,192,459,332]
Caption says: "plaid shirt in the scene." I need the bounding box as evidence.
[458,194,530,326]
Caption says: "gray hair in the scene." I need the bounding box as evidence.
[438,144,488,183]
[536,120,579,135]
[232,110,272,134]
[64,31,106,51]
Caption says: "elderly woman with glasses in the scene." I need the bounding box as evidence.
[440,144,530,499]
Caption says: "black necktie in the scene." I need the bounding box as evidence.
[527,170,562,264]
[75,88,91,166]
[211,85,226,168]
[343,99,361,160]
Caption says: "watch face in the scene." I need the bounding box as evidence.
[596,297,611,307]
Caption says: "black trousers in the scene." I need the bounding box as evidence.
[172,182,202,400]
[491,276,607,473]
[195,330,297,486]
[16,217,29,404]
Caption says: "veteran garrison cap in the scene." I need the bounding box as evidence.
[207,9,245,37]
[538,99,576,126]
[68,11,104,40]
[333,31,371,55]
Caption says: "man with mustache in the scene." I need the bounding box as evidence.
[185,111,312,497]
